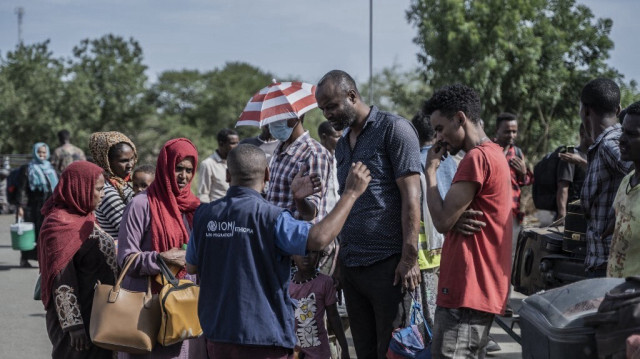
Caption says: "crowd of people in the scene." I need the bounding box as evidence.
[3,70,638,359]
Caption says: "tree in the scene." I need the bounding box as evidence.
[68,34,155,157]
[359,65,432,120]
[147,63,274,161]
[0,41,66,153]
[407,0,634,157]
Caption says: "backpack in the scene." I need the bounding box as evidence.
[532,146,565,211]
[586,276,640,359]
[6,166,23,206]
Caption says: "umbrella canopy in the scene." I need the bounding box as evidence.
[236,81,318,127]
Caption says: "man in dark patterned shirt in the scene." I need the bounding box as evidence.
[316,70,422,359]
[579,78,634,275]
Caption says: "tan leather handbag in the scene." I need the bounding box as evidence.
[90,252,161,354]
[156,256,202,346]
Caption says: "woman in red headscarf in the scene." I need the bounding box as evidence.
[117,138,205,359]
[39,161,116,359]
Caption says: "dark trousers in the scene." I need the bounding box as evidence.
[341,254,411,359]
[206,341,292,359]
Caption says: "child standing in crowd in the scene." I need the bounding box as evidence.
[131,164,155,195]
[290,252,350,359]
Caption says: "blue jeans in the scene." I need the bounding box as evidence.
[431,306,494,359]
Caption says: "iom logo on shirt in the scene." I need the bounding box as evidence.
[206,220,254,238]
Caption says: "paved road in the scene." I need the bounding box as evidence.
[0,214,50,358]
[0,213,523,358]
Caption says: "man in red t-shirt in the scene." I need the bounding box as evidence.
[422,84,513,358]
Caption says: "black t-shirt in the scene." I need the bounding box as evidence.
[556,148,587,203]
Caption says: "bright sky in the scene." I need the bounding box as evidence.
[0,0,638,87]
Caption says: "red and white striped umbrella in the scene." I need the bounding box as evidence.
[236,80,318,127]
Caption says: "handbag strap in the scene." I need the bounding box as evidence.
[110,252,154,303]
[113,252,141,292]
[156,256,180,288]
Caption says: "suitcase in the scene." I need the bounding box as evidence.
[519,277,625,359]
[512,227,565,295]
[563,200,587,257]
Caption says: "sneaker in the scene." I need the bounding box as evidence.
[486,337,501,353]
[501,306,514,317]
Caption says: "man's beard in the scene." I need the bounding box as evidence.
[331,106,357,131]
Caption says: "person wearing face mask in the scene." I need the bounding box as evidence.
[266,113,332,222]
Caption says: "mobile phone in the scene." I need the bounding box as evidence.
[559,146,568,153]
[567,146,575,153]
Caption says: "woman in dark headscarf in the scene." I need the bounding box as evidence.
[89,131,137,239]
[117,138,205,359]
[39,161,116,359]
[16,142,59,267]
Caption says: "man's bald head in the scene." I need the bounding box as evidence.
[227,144,268,186]
[317,70,361,99]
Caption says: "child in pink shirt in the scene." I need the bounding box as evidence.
[290,252,350,359]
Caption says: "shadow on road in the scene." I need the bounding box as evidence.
[0,263,38,271]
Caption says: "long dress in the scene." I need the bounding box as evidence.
[117,192,206,359]
[17,164,53,261]
[45,225,117,359]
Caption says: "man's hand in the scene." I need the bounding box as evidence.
[159,248,186,268]
[559,152,588,169]
[343,162,371,197]
[69,328,90,351]
[509,156,527,177]
[426,143,447,173]
[393,259,420,291]
[16,206,24,222]
[291,164,321,200]
[453,209,486,236]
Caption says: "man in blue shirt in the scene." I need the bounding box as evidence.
[186,144,370,359]
[316,70,423,359]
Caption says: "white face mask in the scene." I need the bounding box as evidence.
[269,120,295,142]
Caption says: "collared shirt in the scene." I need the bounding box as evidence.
[581,123,634,270]
[503,144,533,222]
[336,106,422,267]
[197,151,229,203]
[266,131,332,222]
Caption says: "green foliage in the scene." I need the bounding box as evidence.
[0,41,66,153]
[359,64,432,120]
[407,0,637,159]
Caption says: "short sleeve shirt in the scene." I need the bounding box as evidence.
[607,171,640,278]
[335,106,422,267]
[436,142,513,315]
[289,274,337,359]
[187,210,309,265]
[556,148,587,203]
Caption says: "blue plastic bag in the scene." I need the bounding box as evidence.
[387,293,432,359]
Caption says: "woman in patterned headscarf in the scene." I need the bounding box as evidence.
[117,138,205,359]
[16,142,59,267]
[39,161,116,359]
[89,132,137,239]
